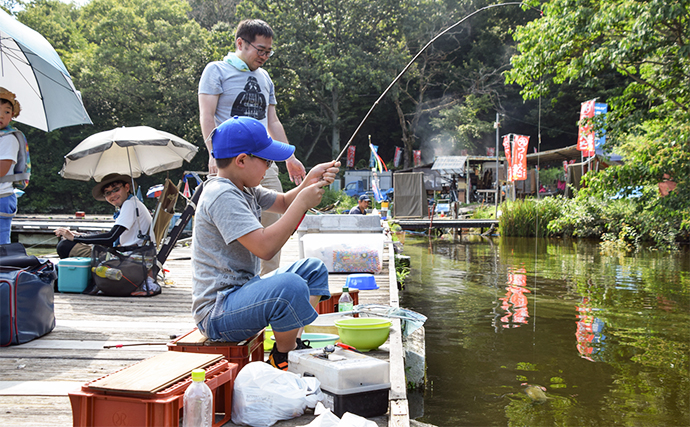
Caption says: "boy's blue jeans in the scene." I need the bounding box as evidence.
[199,257,330,342]
[0,193,17,244]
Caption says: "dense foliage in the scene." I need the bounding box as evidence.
[505,0,690,247]
[3,0,687,243]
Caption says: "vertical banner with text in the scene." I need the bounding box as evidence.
[413,150,421,167]
[577,99,596,157]
[369,144,378,169]
[346,145,356,167]
[511,134,530,181]
[394,146,403,167]
[502,135,512,181]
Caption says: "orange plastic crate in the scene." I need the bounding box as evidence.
[69,359,236,427]
[317,290,359,314]
[168,328,264,377]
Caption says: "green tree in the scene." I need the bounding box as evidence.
[431,94,494,154]
[392,0,542,167]
[236,0,409,164]
[15,0,213,213]
[507,0,690,243]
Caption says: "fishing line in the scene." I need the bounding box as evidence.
[334,1,540,162]
[22,235,60,250]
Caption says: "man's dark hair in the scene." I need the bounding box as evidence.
[236,19,274,43]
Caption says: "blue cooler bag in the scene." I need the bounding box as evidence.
[0,243,57,346]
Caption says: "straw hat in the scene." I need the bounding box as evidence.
[92,173,136,201]
[0,87,21,118]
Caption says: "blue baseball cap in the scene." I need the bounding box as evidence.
[359,194,371,202]
[211,116,295,161]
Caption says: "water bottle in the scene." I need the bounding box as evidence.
[338,286,354,312]
[183,369,213,427]
[91,266,122,280]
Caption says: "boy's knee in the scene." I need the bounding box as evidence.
[279,272,309,293]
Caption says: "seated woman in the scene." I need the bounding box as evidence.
[54,173,153,258]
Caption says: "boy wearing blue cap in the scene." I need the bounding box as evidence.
[191,116,340,370]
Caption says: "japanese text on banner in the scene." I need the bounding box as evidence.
[511,135,530,181]
[577,99,596,156]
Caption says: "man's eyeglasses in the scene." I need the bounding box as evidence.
[249,154,274,168]
[102,185,123,198]
[241,38,274,58]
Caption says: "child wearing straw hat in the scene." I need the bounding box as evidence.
[0,87,24,244]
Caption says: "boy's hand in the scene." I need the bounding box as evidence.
[297,180,330,210]
[303,161,340,186]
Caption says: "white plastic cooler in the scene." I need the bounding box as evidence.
[287,347,390,417]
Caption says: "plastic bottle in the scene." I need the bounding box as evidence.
[338,286,354,312]
[183,368,213,427]
[91,266,123,280]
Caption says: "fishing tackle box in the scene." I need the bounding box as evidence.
[287,347,390,417]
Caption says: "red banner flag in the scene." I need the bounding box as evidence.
[413,150,421,167]
[511,135,530,181]
[394,147,403,167]
[577,99,596,156]
[502,135,512,181]
[346,145,356,167]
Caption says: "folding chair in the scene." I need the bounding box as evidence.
[152,172,205,278]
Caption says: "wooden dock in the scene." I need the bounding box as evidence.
[392,217,498,232]
[0,234,408,426]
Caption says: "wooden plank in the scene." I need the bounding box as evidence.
[86,352,223,394]
[0,381,83,396]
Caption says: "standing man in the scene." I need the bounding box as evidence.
[349,195,370,215]
[199,19,306,275]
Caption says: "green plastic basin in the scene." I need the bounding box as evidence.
[334,318,392,352]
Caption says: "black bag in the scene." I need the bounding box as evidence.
[91,244,160,297]
[0,243,57,346]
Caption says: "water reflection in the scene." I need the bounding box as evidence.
[400,236,690,427]
[575,295,607,362]
[497,268,530,329]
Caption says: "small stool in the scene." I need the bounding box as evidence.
[168,328,264,378]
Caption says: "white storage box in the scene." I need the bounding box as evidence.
[301,233,383,273]
[297,214,382,254]
[287,348,390,417]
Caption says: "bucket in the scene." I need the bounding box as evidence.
[346,273,378,290]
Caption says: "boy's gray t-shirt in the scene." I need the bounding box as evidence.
[191,177,277,325]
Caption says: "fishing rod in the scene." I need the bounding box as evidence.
[334,1,535,163]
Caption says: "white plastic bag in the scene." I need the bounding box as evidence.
[302,402,378,427]
[232,362,324,427]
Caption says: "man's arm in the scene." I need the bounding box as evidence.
[266,105,306,185]
[199,93,220,174]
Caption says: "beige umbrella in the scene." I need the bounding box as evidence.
[60,126,198,182]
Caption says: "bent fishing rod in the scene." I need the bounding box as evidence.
[334,1,535,163]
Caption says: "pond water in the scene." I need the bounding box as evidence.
[400,235,690,426]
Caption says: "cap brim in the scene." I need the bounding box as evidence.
[252,140,295,162]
